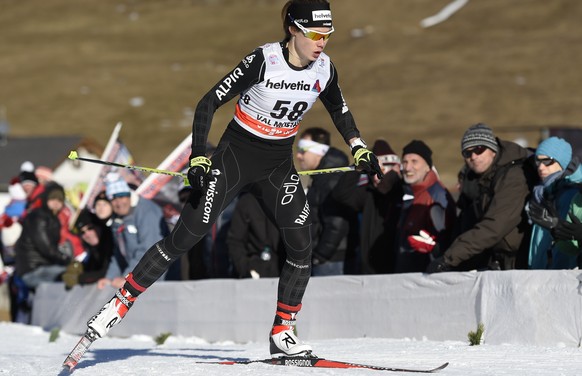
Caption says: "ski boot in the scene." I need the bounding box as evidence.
[87,287,136,338]
[269,302,313,358]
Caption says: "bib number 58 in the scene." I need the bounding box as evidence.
[270,100,308,121]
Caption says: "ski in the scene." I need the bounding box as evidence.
[197,356,449,373]
[62,329,98,372]
[61,331,448,374]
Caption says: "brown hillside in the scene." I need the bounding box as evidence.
[1,0,581,186]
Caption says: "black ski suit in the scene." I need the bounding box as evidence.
[126,42,361,307]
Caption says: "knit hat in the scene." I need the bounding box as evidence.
[20,161,35,173]
[535,136,572,169]
[35,166,53,183]
[461,123,499,153]
[18,170,38,186]
[372,139,400,165]
[45,183,65,202]
[93,190,110,207]
[75,209,98,232]
[402,140,433,168]
[105,173,131,200]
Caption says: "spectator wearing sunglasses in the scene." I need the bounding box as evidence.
[62,209,114,289]
[296,127,349,276]
[85,0,383,359]
[527,137,582,269]
[427,123,533,273]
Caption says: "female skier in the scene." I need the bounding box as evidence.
[86,0,382,358]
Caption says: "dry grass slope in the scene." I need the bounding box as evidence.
[1,0,581,185]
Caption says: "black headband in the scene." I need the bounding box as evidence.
[288,3,332,28]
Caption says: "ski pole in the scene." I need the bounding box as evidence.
[298,166,355,176]
[68,150,189,180]
[69,150,354,180]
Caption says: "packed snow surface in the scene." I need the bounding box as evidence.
[1,322,581,375]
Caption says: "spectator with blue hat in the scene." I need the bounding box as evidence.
[96,173,169,290]
[535,136,572,175]
[527,136,582,269]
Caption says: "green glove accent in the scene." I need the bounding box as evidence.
[187,156,212,191]
[352,146,383,179]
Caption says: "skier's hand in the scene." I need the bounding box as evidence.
[552,212,582,243]
[187,156,212,191]
[408,230,436,254]
[352,146,383,180]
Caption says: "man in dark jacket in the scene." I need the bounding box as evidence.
[227,192,284,278]
[296,127,350,276]
[428,123,532,272]
[332,139,403,274]
[396,140,456,273]
[15,182,71,289]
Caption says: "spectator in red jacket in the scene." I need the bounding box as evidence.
[19,168,44,218]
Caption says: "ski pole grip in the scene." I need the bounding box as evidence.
[68,150,79,160]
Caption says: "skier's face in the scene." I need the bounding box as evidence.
[289,24,331,64]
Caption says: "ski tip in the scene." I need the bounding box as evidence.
[62,365,73,373]
[62,358,77,372]
[68,150,79,160]
[432,362,449,372]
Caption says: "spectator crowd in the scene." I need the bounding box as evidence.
[1,122,582,323]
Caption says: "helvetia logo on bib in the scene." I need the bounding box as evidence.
[265,79,311,91]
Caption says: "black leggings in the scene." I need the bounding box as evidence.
[127,127,312,306]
